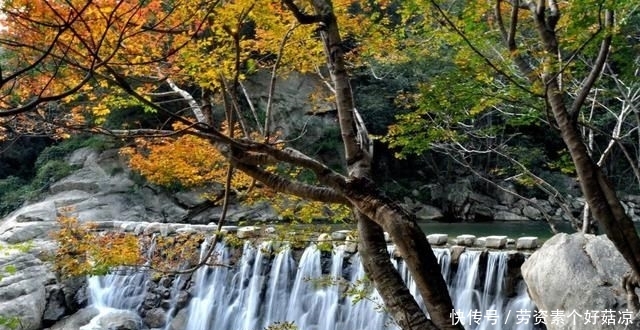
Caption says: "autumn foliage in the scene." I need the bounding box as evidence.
[52,214,141,277]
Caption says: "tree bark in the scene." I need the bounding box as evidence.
[305,0,461,329]
[533,8,640,277]
[357,213,438,330]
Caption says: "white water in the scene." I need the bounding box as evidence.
[90,243,538,330]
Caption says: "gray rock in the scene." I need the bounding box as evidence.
[317,233,332,242]
[220,226,238,234]
[411,201,444,221]
[43,285,68,323]
[48,307,100,330]
[167,308,189,330]
[522,233,638,330]
[471,205,494,220]
[81,309,143,330]
[450,245,466,265]
[0,248,55,330]
[495,182,517,205]
[485,235,507,249]
[0,220,58,244]
[427,234,448,245]
[522,205,542,219]
[455,234,476,247]
[493,210,528,221]
[516,236,539,250]
[143,308,167,328]
[330,231,347,241]
[237,226,259,239]
[475,237,486,247]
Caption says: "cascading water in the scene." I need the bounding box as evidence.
[87,269,149,311]
[88,241,541,330]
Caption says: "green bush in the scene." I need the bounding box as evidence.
[27,160,78,197]
[0,176,28,216]
[34,135,118,169]
[0,135,119,217]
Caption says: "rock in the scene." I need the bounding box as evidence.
[493,210,528,221]
[236,226,259,239]
[317,233,332,242]
[48,307,100,330]
[455,234,476,247]
[220,226,238,234]
[522,205,542,219]
[173,188,212,208]
[522,233,639,330]
[427,234,448,246]
[471,205,494,221]
[0,220,58,244]
[450,245,466,265]
[344,234,358,253]
[43,284,68,323]
[516,236,539,250]
[413,203,444,221]
[0,247,56,330]
[331,230,351,241]
[495,182,517,205]
[167,308,189,330]
[143,308,167,328]
[81,309,143,330]
[624,194,640,204]
[485,235,507,249]
[475,237,486,247]
[144,222,170,236]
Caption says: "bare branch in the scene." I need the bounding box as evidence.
[569,9,612,120]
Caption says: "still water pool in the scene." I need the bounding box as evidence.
[417,220,571,241]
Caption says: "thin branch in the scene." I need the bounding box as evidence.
[430,0,537,96]
[569,9,612,120]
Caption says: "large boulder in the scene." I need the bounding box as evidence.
[47,307,100,330]
[80,309,143,330]
[522,233,640,330]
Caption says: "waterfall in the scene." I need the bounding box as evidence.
[87,268,149,311]
[88,242,540,330]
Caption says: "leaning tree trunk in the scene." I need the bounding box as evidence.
[307,0,462,329]
[533,8,640,278]
[544,77,640,277]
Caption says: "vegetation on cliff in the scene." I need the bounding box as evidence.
[0,0,639,329]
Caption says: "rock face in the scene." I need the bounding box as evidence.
[522,233,640,330]
[0,148,278,245]
[0,243,57,330]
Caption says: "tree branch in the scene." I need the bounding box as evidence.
[569,9,612,120]
[281,0,321,24]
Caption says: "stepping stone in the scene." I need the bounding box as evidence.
[516,236,539,249]
[427,233,448,245]
[456,234,476,247]
[485,235,508,249]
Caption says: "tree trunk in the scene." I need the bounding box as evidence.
[307,0,461,329]
[542,66,640,278]
[357,213,438,330]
